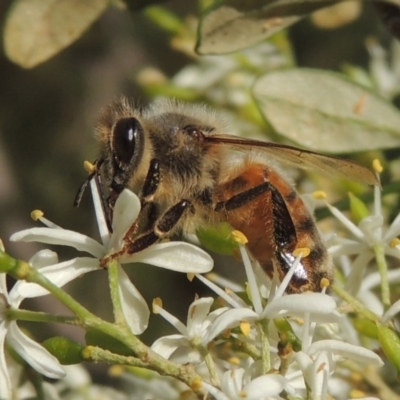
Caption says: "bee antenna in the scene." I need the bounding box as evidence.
[73,159,104,208]
[73,171,96,207]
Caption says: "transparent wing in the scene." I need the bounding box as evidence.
[205,134,378,186]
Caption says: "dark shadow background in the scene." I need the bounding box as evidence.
[0,0,394,384]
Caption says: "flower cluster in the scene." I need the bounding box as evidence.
[1,163,400,399]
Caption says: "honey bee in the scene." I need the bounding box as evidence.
[75,98,378,293]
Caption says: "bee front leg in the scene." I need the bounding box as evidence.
[100,199,192,267]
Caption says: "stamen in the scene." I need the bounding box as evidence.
[312,191,327,200]
[293,247,310,258]
[240,321,251,337]
[390,238,400,248]
[274,253,303,299]
[237,244,263,315]
[325,203,364,240]
[30,210,43,221]
[187,273,195,282]
[231,230,248,244]
[320,278,331,291]
[152,297,163,313]
[152,297,188,336]
[372,159,383,173]
[84,160,96,173]
[30,210,62,229]
[108,365,124,376]
[227,356,241,365]
[206,272,244,292]
[195,273,244,308]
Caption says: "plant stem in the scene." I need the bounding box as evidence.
[373,243,391,308]
[257,320,271,374]
[7,308,80,325]
[332,283,380,322]
[194,340,220,387]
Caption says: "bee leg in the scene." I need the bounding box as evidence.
[140,158,161,202]
[100,199,192,267]
[215,180,297,261]
[215,181,273,212]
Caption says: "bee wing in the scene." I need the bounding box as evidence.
[206,134,379,186]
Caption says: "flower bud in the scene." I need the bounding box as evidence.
[42,336,84,365]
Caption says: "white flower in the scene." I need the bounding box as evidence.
[295,340,383,400]
[203,367,296,400]
[0,273,65,400]
[151,297,232,364]
[11,186,213,275]
[327,168,400,296]
[11,185,214,335]
[196,242,339,345]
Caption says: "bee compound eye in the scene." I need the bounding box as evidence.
[112,117,143,165]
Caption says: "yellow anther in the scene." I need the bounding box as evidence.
[390,238,400,248]
[190,377,203,392]
[372,159,383,173]
[108,365,124,377]
[83,160,96,173]
[227,356,241,365]
[231,230,248,244]
[349,389,367,398]
[320,277,331,289]
[238,390,247,398]
[187,273,195,282]
[205,272,217,281]
[152,297,163,313]
[312,190,327,200]
[239,321,251,337]
[30,210,44,221]
[293,247,311,257]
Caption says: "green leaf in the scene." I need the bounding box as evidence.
[253,68,400,153]
[42,336,84,365]
[85,329,135,356]
[378,325,400,375]
[197,0,300,54]
[4,0,109,68]
[196,0,400,54]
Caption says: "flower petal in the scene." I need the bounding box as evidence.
[118,266,150,335]
[151,334,188,359]
[263,293,337,319]
[28,249,58,269]
[307,339,384,366]
[0,274,7,298]
[0,322,11,400]
[108,190,141,252]
[244,374,290,399]
[10,228,104,258]
[187,297,214,337]
[122,242,213,273]
[12,257,99,299]
[203,308,258,344]
[220,368,245,398]
[8,322,65,378]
